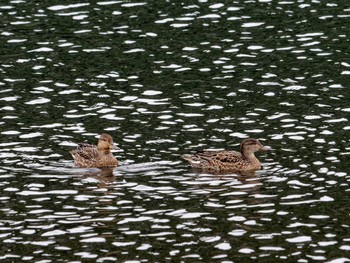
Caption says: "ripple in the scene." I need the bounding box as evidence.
[241,22,265,28]
[47,3,90,11]
[17,190,78,196]
[286,236,312,243]
[81,237,106,243]
[28,47,54,53]
[25,98,50,105]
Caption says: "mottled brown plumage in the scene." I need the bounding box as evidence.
[70,133,118,168]
[181,138,271,172]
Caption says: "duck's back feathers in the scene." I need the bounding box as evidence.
[193,150,242,162]
[70,144,99,164]
[182,150,247,171]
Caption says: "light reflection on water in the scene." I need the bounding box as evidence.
[1,0,350,262]
[1,158,349,261]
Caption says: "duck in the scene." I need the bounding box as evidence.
[181,138,271,172]
[70,133,119,168]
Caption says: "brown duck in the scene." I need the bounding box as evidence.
[181,138,271,172]
[70,133,118,168]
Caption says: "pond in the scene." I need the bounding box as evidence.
[0,0,349,262]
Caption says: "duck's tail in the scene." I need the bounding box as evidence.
[181,154,193,162]
[181,154,206,168]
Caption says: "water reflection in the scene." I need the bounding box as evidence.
[75,167,116,188]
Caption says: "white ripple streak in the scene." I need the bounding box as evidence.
[25,98,50,105]
[118,216,153,225]
[286,236,312,243]
[242,22,265,27]
[28,47,54,52]
[17,190,78,196]
[48,3,90,11]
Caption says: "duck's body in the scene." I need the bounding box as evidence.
[181,138,270,172]
[70,133,118,168]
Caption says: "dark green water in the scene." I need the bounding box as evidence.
[1,0,350,262]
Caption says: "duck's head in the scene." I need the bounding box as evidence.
[97,133,116,151]
[240,138,271,154]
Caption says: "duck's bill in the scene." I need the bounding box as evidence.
[110,144,124,152]
[261,146,272,151]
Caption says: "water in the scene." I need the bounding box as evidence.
[1,0,350,262]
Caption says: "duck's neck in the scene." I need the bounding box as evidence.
[98,147,111,155]
[241,151,260,165]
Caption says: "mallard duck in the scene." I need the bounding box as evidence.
[70,133,118,168]
[181,138,271,172]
